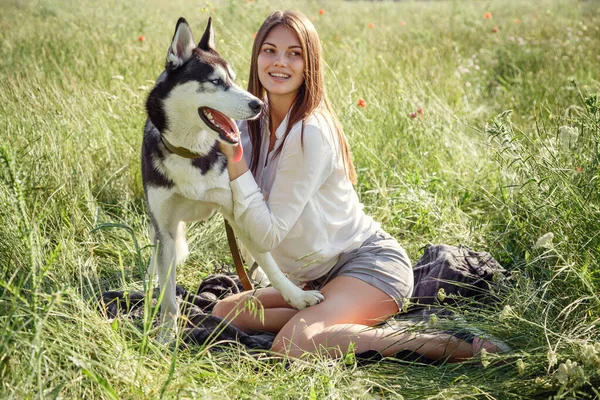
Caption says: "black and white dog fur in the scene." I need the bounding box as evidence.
[142,18,324,340]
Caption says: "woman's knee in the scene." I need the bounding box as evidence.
[271,322,322,355]
[211,293,249,320]
[211,299,233,319]
[211,291,266,320]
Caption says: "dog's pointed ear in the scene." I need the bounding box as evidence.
[166,17,196,71]
[198,17,215,51]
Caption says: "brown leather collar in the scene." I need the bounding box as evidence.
[160,136,204,159]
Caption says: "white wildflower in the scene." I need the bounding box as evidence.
[111,75,124,80]
[556,362,569,385]
[499,305,515,322]
[578,342,600,367]
[547,349,558,367]
[556,359,584,386]
[535,232,554,249]
[516,358,527,375]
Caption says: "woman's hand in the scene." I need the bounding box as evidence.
[219,142,250,181]
[219,142,236,161]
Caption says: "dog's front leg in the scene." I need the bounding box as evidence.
[149,221,188,343]
[232,232,324,309]
[256,251,324,309]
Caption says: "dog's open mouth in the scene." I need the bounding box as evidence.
[199,107,239,144]
[199,107,243,162]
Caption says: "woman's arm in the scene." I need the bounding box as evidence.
[222,122,334,253]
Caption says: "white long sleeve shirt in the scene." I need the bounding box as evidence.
[231,112,379,285]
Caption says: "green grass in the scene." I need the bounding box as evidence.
[1,0,599,398]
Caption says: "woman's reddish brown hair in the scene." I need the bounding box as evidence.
[247,10,356,184]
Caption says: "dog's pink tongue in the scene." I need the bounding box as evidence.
[233,143,243,163]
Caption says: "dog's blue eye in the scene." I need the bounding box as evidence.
[211,78,223,85]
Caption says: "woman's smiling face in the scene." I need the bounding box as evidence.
[257,24,305,100]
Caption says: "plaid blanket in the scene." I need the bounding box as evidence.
[98,244,506,360]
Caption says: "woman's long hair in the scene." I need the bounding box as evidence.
[247,10,356,184]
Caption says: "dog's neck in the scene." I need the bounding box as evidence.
[160,135,205,159]
[160,124,216,158]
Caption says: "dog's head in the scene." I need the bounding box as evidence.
[146,18,262,159]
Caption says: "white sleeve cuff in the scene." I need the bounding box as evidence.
[230,170,259,202]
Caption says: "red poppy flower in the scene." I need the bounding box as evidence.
[576,166,582,173]
[515,19,521,24]
[357,98,367,108]
[410,112,417,118]
[484,12,492,19]
[138,35,146,42]
[319,9,325,15]
[368,23,375,29]
[492,26,499,33]
[418,107,424,116]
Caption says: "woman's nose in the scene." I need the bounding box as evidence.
[273,54,287,67]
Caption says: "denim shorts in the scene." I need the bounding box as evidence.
[306,230,414,310]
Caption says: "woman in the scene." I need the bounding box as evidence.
[213,10,501,361]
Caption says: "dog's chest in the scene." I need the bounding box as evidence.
[163,155,231,204]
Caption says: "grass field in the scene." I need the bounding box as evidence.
[1,0,599,398]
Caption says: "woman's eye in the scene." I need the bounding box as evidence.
[263,48,274,53]
[211,78,223,85]
[290,51,301,57]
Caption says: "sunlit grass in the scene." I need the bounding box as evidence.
[1,0,599,398]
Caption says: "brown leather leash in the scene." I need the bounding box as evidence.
[224,220,254,291]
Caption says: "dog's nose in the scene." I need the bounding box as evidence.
[249,99,263,114]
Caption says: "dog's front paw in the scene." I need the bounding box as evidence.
[286,289,324,310]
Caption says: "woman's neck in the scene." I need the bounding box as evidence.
[267,92,295,134]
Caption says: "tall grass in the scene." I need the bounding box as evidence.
[1,0,599,398]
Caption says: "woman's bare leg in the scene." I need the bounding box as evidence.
[281,323,486,361]
[271,276,503,362]
[271,276,399,357]
[212,287,299,334]
[212,277,505,362]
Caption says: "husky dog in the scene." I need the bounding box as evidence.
[142,18,324,340]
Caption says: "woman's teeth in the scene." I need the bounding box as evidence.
[270,73,290,79]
